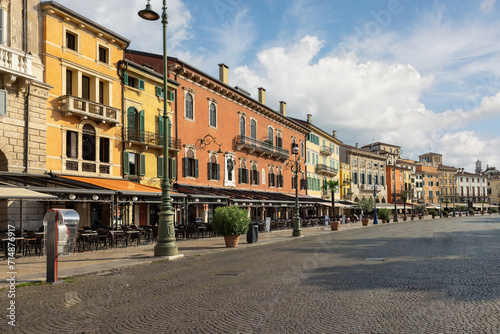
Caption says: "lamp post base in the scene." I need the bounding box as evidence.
[292,217,302,237]
[154,240,178,257]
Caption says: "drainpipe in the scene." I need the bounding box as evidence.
[24,82,31,172]
[174,63,184,182]
[23,0,28,52]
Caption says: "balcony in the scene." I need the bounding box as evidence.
[57,95,121,125]
[235,135,290,160]
[315,164,338,176]
[0,45,35,85]
[65,159,111,175]
[320,145,333,156]
[123,127,181,151]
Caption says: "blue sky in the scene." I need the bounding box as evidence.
[57,0,500,171]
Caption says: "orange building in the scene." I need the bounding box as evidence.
[125,51,317,224]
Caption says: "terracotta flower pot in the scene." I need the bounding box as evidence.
[361,218,369,226]
[381,219,387,224]
[418,216,423,220]
[224,235,241,248]
[329,221,340,231]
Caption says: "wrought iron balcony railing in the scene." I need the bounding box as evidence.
[319,145,333,156]
[123,127,181,150]
[315,164,338,176]
[235,135,290,160]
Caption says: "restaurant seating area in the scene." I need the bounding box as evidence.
[1,217,329,259]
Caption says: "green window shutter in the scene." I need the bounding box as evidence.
[183,157,188,177]
[245,169,249,184]
[194,159,199,178]
[139,154,146,176]
[208,162,213,180]
[256,171,260,185]
[156,86,163,97]
[238,168,242,183]
[169,91,175,101]
[138,79,145,91]
[171,158,176,180]
[158,114,164,138]
[216,163,220,180]
[127,107,135,129]
[123,151,129,175]
[139,110,145,142]
[123,73,129,86]
[157,156,163,178]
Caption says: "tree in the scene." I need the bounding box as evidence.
[357,197,374,216]
[322,179,340,220]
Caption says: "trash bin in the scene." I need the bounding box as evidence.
[247,222,259,244]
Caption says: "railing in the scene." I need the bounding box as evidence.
[0,45,35,80]
[58,95,120,125]
[319,145,333,156]
[123,127,181,150]
[315,164,338,176]
[65,159,110,174]
[235,135,290,159]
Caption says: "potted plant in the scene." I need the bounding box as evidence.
[377,208,391,224]
[357,197,374,226]
[428,209,437,219]
[321,179,340,231]
[211,206,250,248]
[468,208,475,216]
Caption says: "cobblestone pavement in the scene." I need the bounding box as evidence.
[2,215,500,333]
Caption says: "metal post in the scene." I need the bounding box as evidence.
[373,188,378,224]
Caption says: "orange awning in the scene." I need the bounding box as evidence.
[61,175,161,193]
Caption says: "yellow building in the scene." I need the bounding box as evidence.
[340,162,351,200]
[290,114,342,215]
[120,57,179,187]
[42,2,129,177]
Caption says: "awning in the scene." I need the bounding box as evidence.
[0,186,57,200]
[58,175,185,198]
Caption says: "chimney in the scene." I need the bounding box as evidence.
[218,63,229,84]
[332,130,337,138]
[279,101,286,116]
[307,114,312,123]
[258,87,266,104]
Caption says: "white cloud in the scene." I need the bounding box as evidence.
[231,35,500,171]
[480,0,496,14]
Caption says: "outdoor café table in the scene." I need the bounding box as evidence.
[79,231,98,251]
[2,237,24,259]
[109,230,126,247]
[197,225,207,238]
[126,230,141,246]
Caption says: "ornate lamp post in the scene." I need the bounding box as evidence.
[290,146,302,237]
[139,0,178,256]
[392,165,398,222]
[373,186,378,224]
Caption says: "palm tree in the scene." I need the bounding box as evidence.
[322,179,340,220]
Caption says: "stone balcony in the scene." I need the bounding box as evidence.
[0,44,36,89]
[57,95,121,126]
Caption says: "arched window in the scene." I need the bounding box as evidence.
[381,174,385,186]
[374,173,379,185]
[250,119,257,140]
[368,172,372,185]
[361,171,365,185]
[82,124,96,161]
[267,127,274,145]
[352,170,358,184]
[209,103,217,127]
[300,142,304,157]
[239,116,245,136]
[185,93,194,119]
[276,131,282,148]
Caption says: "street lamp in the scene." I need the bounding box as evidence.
[139,0,178,256]
[373,187,378,224]
[290,146,302,237]
[392,165,398,222]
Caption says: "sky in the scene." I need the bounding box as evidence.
[56,0,500,172]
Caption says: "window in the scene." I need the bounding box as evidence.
[368,173,372,185]
[267,127,274,145]
[82,124,96,161]
[300,142,304,157]
[250,164,259,185]
[99,138,109,163]
[238,162,249,184]
[183,149,198,178]
[374,173,379,185]
[124,152,145,177]
[0,8,4,44]
[239,116,245,136]
[123,73,145,91]
[277,168,283,188]
[157,156,177,180]
[208,155,220,180]
[276,131,282,148]
[66,31,77,51]
[209,103,217,127]
[127,107,145,142]
[361,171,365,185]
[98,46,108,63]
[185,93,194,119]
[66,131,78,159]
[82,76,90,100]
[66,70,73,95]
[268,167,276,187]
[352,171,358,184]
[244,119,254,140]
